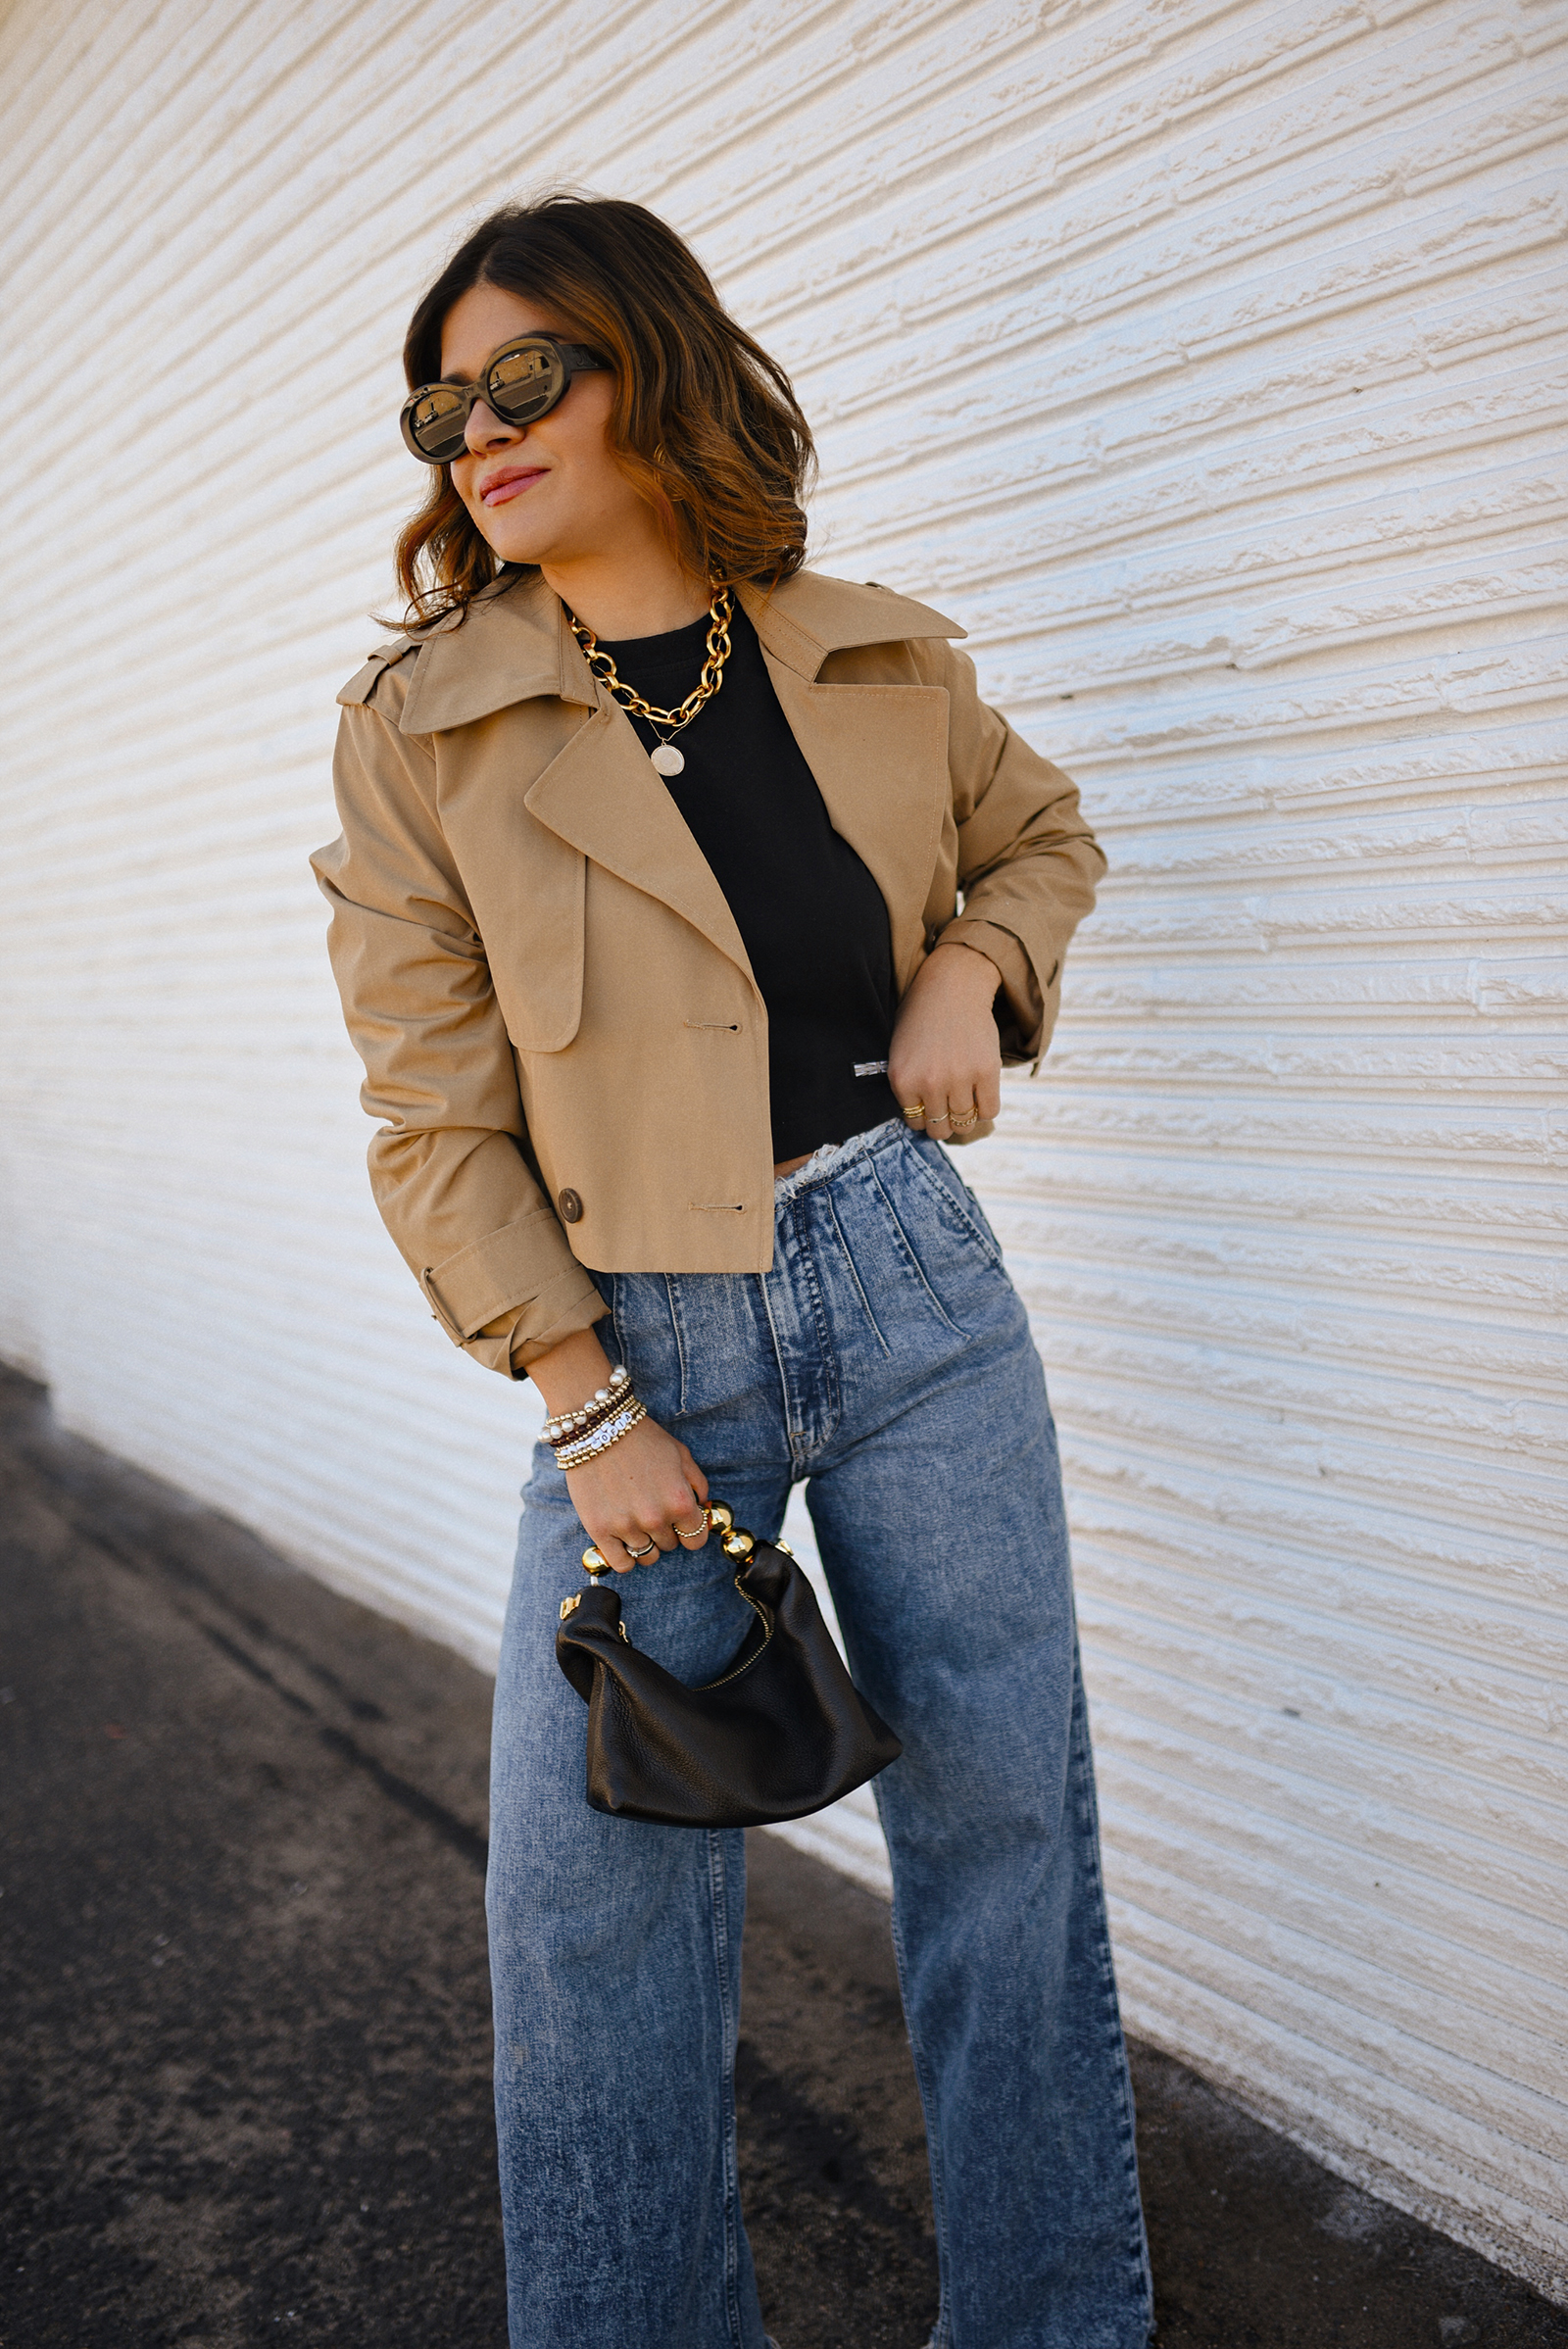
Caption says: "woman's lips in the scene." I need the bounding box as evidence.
[481,466,547,507]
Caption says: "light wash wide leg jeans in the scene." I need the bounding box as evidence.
[487,1121,1153,2348]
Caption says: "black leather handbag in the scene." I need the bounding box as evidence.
[555,1502,902,1828]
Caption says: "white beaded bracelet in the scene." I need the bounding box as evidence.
[555,1397,648,1470]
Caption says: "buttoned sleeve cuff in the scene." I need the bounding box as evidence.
[935,915,1050,1063]
[417,1208,609,1378]
[482,1281,612,1381]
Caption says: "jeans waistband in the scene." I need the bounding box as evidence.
[771,1116,906,1205]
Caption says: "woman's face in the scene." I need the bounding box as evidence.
[438,281,654,572]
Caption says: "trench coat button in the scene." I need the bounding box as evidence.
[558,1188,583,1223]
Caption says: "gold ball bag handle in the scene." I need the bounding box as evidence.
[561,1500,794,1633]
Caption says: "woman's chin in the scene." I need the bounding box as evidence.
[478,520,552,567]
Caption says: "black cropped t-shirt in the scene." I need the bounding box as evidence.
[592,602,904,1162]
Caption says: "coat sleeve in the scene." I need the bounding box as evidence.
[916,636,1106,1067]
[310,669,607,1376]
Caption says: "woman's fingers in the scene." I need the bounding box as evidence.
[600,1511,682,1569]
[565,1416,710,1568]
[606,1492,707,1565]
[627,1498,690,1558]
[917,1087,983,1137]
[895,1075,1000,1139]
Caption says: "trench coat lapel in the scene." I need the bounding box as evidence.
[760,662,952,988]
[403,573,754,979]
[743,577,959,988]
[523,703,755,981]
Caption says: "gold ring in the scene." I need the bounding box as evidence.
[927,1105,953,1123]
[672,1516,708,1541]
[901,1101,925,1120]
[950,1111,978,1130]
[622,1535,657,1559]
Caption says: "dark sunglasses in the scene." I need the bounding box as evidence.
[400,334,611,464]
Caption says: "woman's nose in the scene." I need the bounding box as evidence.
[465,397,523,456]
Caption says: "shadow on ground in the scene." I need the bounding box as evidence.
[2,1365,1562,2348]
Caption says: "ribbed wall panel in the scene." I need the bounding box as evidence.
[1,0,1563,2298]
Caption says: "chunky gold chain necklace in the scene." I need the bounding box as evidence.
[567,585,733,777]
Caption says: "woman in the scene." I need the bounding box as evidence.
[314,195,1152,2349]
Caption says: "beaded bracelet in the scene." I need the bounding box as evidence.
[555,1397,648,1471]
[544,1364,633,1447]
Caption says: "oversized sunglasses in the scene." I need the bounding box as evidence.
[400,335,610,463]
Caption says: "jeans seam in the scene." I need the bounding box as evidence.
[883,1883,955,2349]
[867,1157,967,1336]
[663,1273,691,1415]
[790,1198,842,1454]
[706,1830,746,2347]
[825,1192,893,1358]
[754,1264,798,1471]
[1069,1656,1155,2325]
[899,1132,1004,1269]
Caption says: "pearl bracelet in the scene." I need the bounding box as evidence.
[544,1364,633,1446]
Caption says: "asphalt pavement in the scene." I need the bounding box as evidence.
[2,1361,1563,2348]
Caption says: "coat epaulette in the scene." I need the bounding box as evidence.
[336,637,418,709]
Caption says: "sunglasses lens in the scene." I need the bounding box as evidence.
[406,384,470,462]
[487,339,566,423]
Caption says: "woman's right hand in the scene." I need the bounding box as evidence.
[530,1326,710,1571]
[565,1413,710,1572]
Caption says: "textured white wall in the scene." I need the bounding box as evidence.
[1,0,1564,2299]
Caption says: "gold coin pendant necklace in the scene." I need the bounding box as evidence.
[568,585,733,778]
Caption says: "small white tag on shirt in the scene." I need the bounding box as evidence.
[853,1060,890,1076]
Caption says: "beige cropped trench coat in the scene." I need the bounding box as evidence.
[312,565,1104,1378]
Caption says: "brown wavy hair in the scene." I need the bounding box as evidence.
[391,195,815,629]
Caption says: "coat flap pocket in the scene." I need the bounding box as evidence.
[471,828,586,1054]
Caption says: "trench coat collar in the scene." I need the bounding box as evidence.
[394,564,964,735]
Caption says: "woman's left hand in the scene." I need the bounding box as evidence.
[887,942,1004,1143]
